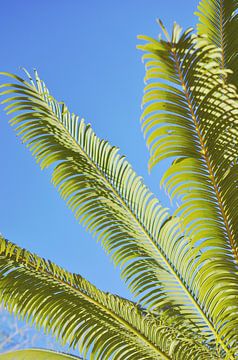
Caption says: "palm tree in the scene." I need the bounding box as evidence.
[0,0,238,358]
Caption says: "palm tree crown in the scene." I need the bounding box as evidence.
[0,0,238,359]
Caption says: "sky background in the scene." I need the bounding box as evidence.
[0,0,198,353]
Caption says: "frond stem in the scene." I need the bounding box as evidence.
[219,0,226,72]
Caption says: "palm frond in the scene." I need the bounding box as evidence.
[195,0,238,86]
[0,70,221,339]
[0,349,82,360]
[138,24,238,358]
[0,237,218,360]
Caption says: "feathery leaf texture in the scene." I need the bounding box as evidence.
[0,70,221,339]
[138,24,238,357]
[0,2,238,358]
[0,237,217,360]
[0,349,83,360]
[196,0,238,86]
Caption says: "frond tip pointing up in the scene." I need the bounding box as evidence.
[138,23,238,359]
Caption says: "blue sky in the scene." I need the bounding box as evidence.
[0,0,198,349]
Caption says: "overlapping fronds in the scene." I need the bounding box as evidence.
[0,70,221,339]
[138,24,238,358]
[196,0,238,86]
[0,237,218,360]
[0,349,82,360]
[0,3,238,358]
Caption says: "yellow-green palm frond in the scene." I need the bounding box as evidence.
[196,0,238,85]
[0,349,82,360]
[0,237,218,360]
[138,24,238,358]
[0,70,222,338]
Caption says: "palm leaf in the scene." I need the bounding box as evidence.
[0,70,221,339]
[195,0,238,86]
[0,237,218,360]
[0,349,82,360]
[138,23,238,358]
[195,1,238,168]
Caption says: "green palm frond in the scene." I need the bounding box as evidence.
[0,70,221,339]
[0,349,82,360]
[138,24,238,358]
[0,3,238,358]
[195,0,238,85]
[0,237,218,360]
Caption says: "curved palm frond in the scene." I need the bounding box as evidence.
[195,0,238,86]
[195,1,238,184]
[138,23,238,358]
[0,70,222,339]
[0,237,218,360]
[0,349,82,360]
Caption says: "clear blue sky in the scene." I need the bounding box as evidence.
[0,0,197,349]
